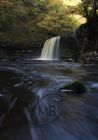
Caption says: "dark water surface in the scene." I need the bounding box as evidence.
[0,51,98,140]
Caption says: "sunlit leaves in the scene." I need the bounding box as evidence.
[0,0,84,43]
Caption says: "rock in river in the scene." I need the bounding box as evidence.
[60,81,86,93]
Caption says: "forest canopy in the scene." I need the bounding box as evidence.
[0,0,93,45]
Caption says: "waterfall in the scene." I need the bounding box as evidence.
[40,36,60,60]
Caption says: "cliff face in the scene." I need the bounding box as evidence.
[75,16,98,52]
[59,16,98,61]
[59,35,78,60]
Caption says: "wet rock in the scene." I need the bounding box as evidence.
[0,98,7,115]
[0,91,17,115]
[66,59,75,62]
[60,36,79,60]
[60,81,86,93]
[0,70,21,89]
[0,69,37,108]
[10,86,36,107]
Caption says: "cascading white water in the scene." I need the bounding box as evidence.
[40,36,60,60]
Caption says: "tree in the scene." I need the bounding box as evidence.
[0,0,82,44]
[82,0,98,22]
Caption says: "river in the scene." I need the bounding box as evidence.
[0,50,98,140]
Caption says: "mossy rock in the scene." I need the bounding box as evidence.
[60,81,86,93]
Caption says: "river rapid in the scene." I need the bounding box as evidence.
[0,50,98,140]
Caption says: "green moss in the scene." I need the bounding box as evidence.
[60,81,86,93]
[60,49,74,59]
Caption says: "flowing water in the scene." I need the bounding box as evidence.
[0,50,98,140]
[40,36,60,60]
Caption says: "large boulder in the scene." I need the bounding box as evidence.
[0,98,7,115]
[60,81,86,93]
[10,86,36,107]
